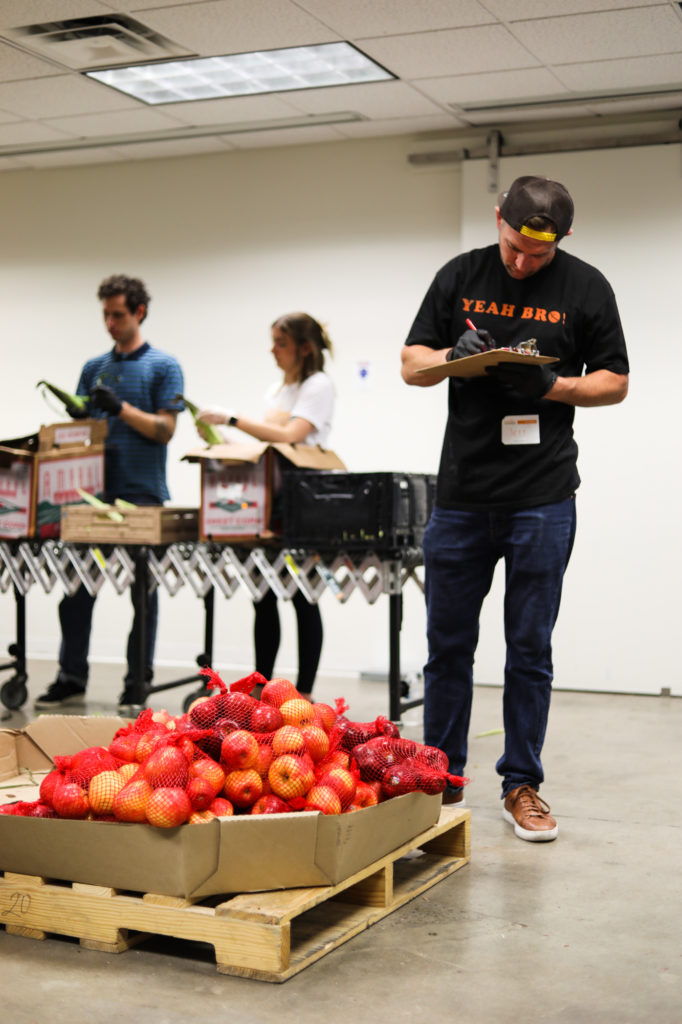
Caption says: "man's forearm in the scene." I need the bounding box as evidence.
[546,369,628,408]
[118,405,176,443]
[401,344,451,387]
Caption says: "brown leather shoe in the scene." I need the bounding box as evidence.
[503,785,558,842]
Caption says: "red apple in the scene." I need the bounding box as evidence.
[189,809,216,824]
[354,780,380,807]
[113,778,153,822]
[52,780,89,819]
[134,730,168,764]
[305,784,342,815]
[255,743,274,778]
[223,768,263,809]
[108,731,140,763]
[279,698,316,728]
[208,797,234,817]
[88,770,126,815]
[186,776,218,811]
[250,794,291,815]
[220,730,259,772]
[300,724,329,763]
[249,702,284,733]
[268,754,312,800]
[189,757,226,793]
[318,767,357,809]
[146,787,192,828]
[39,770,61,807]
[271,725,306,756]
[142,745,190,789]
[311,702,335,731]
[260,678,299,708]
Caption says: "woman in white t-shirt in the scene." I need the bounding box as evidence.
[197,313,334,698]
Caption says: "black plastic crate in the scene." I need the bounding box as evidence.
[282,471,436,551]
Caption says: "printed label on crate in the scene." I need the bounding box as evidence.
[0,462,32,538]
[202,462,267,536]
[53,424,94,446]
[37,454,104,538]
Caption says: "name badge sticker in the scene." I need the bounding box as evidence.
[502,414,540,445]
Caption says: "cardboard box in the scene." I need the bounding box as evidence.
[183,442,346,543]
[0,716,441,899]
[61,505,199,545]
[417,348,558,380]
[0,420,106,540]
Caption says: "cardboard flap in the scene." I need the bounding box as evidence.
[17,715,126,768]
[0,729,21,782]
[184,442,346,471]
[272,444,347,471]
[0,444,36,468]
[183,442,269,465]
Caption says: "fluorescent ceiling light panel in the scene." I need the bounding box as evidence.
[86,42,393,104]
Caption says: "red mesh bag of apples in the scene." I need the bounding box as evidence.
[3,666,466,826]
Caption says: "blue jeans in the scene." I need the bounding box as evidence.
[58,493,160,689]
[422,497,576,797]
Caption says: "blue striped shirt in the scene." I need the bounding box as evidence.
[77,343,184,503]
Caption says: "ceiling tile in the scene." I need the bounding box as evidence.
[0,120,75,145]
[293,0,495,37]
[279,80,447,118]
[0,154,32,171]
[552,53,682,92]
[483,0,665,18]
[416,67,569,106]
[222,123,345,147]
[156,92,310,126]
[0,75,140,118]
[43,106,187,137]
[335,112,466,138]
[0,41,68,82]
[0,0,112,26]
[358,25,541,79]
[0,108,21,124]
[136,0,339,55]
[510,7,682,65]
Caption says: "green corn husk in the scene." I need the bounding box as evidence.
[175,394,225,447]
[76,488,124,522]
[37,380,89,414]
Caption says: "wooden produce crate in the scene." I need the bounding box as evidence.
[60,505,199,545]
[0,806,470,983]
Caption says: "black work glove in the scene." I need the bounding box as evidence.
[65,401,89,420]
[485,362,557,399]
[90,384,123,416]
[446,328,495,361]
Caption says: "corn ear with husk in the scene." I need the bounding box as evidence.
[37,380,89,414]
[175,394,225,446]
[76,488,124,522]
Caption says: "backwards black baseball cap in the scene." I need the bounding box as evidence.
[499,175,574,242]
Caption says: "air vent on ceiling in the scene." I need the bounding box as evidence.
[6,14,192,71]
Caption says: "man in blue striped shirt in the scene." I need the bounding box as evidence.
[34,275,185,714]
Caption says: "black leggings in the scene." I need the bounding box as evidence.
[253,589,323,695]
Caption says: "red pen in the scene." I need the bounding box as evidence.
[466,318,477,332]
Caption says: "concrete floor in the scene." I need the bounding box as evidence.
[1,660,680,1023]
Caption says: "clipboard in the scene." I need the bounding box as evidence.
[416,349,559,380]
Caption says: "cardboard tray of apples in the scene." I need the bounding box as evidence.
[0,671,462,898]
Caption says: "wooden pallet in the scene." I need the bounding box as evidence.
[0,806,469,983]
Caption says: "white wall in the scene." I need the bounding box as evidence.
[1,137,680,696]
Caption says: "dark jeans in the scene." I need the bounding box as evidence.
[57,493,160,689]
[254,589,323,695]
[422,496,577,797]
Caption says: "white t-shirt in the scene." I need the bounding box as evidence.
[264,372,334,447]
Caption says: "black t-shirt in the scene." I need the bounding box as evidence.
[405,244,629,510]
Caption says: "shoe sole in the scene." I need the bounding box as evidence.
[442,796,467,808]
[118,703,146,717]
[34,693,86,710]
[502,807,558,842]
